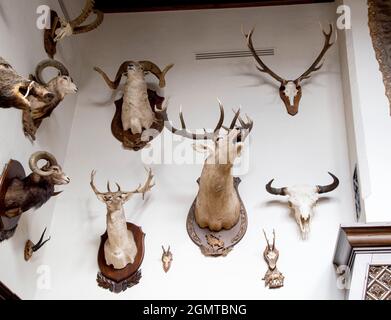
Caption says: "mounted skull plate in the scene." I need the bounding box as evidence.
[266,172,339,239]
[244,24,334,115]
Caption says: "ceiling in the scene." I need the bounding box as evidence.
[94,0,334,13]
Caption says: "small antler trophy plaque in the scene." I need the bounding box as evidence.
[90,168,154,293]
[262,230,284,289]
[157,100,253,257]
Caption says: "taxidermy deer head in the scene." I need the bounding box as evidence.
[3,151,70,218]
[243,25,334,116]
[90,168,154,269]
[262,229,284,289]
[161,246,173,273]
[94,61,173,135]
[157,100,253,231]
[24,59,77,141]
[24,227,51,261]
[265,172,339,239]
[53,0,104,42]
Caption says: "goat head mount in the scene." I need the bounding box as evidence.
[44,0,104,58]
[24,227,51,261]
[24,59,77,141]
[243,25,334,116]
[265,172,339,239]
[157,100,253,256]
[0,57,55,135]
[161,246,173,273]
[94,61,174,151]
[262,230,284,289]
[0,57,76,141]
[91,169,154,293]
[0,151,69,242]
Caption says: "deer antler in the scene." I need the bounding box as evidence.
[157,100,253,141]
[243,27,285,83]
[295,24,334,82]
[90,170,102,196]
[128,167,155,199]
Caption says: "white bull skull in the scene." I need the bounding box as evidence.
[265,172,339,239]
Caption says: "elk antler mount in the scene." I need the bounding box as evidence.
[157,100,253,256]
[243,24,334,116]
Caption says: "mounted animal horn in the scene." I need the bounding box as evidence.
[139,61,174,88]
[54,0,104,41]
[35,59,69,86]
[316,172,339,194]
[29,151,58,177]
[266,179,287,196]
[93,60,136,90]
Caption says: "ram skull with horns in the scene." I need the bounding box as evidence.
[3,151,70,218]
[24,59,77,140]
[94,61,173,135]
[243,24,334,115]
[52,0,104,42]
[265,173,339,239]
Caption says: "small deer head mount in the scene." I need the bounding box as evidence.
[262,229,284,289]
[24,228,51,261]
[161,246,173,273]
[266,173,339,239]
[243,24,334,116]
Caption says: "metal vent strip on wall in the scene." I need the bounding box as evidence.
[195,48,274,60]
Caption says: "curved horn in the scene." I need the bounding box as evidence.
[317,172,339,194]
[72,9,104,34]
[94,60,135,90]
[266,179,287,196]
[69,0,95,28]
[35,59,69,86]
[29,151,58,177]
[139,61,174,88]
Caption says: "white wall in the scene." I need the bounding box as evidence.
[35,3,355,300]
[0,0,80,299]
[338,0,391,223]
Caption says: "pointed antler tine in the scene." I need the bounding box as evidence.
[37,227,47,247]
[34,236,51,252]
[116,183,121,192]
[162,245,166,253]
[179,105,186,129]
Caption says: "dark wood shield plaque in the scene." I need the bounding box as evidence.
[186,177,248,257]
[97,223,145,294]
[112,89,164,151]
[0,160,25,242]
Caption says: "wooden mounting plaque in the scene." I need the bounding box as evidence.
[97,223,145,294]
[186,177,248,257]
[112,90,164,151]
[0,160,25,242]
